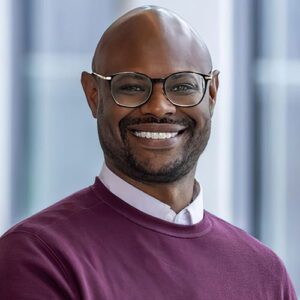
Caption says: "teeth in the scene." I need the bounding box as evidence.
[133,131,178,139]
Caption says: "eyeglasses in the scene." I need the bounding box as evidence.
[92,71,212,108]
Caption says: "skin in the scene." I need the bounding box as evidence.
[81,6,219,213]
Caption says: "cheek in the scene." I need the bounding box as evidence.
[182,100,211,128]
[199,93,213,116]
[98,94,131,143]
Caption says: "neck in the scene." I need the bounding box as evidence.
[106,160,197,213]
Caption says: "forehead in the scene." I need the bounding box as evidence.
[94,9,212,76]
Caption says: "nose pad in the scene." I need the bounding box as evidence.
[139,84,176,117]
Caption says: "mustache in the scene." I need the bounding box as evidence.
[119,116,195,129]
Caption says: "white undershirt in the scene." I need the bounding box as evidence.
[99,163,204,225]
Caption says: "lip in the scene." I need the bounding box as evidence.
[127,123,187,150]
[127,123,187,132]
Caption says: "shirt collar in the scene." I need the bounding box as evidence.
[98,163,204,225]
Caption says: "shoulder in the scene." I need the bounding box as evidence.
[0,182,105,297]
[2,183,101,237]
[0,181,110,260]
[203,211,297,298]
[206,210,268,249]
[205,211,288,277]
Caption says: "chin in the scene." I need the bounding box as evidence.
[122,154,195,184]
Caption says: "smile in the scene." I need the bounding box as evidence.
[132,131,178,139]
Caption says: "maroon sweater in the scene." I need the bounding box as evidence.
[0,178,297,299]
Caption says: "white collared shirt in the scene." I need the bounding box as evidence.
[99,164,204,225]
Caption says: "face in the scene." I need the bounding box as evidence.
[82,11,219,184]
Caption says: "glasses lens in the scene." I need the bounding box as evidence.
[165,72,206,106]
[111,73,151,107]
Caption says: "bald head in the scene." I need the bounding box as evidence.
[92,6,212,75]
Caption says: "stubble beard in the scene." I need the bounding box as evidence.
[98,117,211,184]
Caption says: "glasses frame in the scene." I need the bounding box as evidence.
[92,71,213,108]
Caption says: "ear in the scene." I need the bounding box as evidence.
[208,69,220,117]
[81,71,99,118]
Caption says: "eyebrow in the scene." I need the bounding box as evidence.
[171,73,194,79]
[117,73,147,80]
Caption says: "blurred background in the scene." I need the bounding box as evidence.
[0,0,299,295]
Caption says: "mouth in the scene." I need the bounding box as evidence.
[127,123,186,140]
[126,123,188,150]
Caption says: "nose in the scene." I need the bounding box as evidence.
[139,83,176,118]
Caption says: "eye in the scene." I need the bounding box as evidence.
[170,83,199,93]
[118,84,146,93]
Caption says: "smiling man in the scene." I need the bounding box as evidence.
[0,6,297,300]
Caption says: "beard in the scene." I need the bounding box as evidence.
[98,116,211,184]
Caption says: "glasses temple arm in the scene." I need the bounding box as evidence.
[92,72,112,80]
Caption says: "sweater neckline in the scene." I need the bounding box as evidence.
[91,177,212,238]
[99,163,204,225]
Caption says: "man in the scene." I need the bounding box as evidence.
[0,6,297,300]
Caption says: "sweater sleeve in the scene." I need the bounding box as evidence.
[283,265,298,300]
[0,231,77,300]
